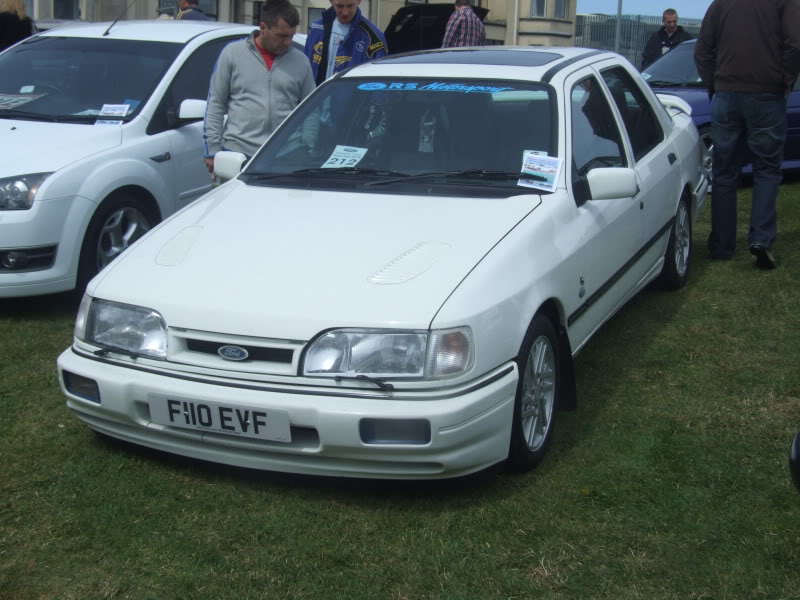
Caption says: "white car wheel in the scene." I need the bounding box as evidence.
[655,195,692,290]
[508,314,560,472]
[95,206,151,271]
[78,194,156,290]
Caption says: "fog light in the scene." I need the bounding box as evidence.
[0,245,57,271]
[359,418,431,445]
[63,371,101,404]
[2,251,28,269]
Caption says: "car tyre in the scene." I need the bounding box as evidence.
[77,193,156,291]
[507,313,560,472]
[655,195,691,290]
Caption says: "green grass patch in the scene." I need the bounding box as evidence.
[2,183,800,599]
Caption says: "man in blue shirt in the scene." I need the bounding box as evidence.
[304,0,388,85]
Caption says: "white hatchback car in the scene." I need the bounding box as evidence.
[58,47,708,479]
[0,20,261,298]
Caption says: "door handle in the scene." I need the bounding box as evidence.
[149,152,172,163]
[668,152,677,165]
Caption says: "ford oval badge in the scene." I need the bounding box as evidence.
[218,345,249,361]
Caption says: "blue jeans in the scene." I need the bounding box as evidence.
[709,92,786,256]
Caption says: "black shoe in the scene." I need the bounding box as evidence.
[749,245,776,270]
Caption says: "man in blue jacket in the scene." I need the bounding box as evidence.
[304,0,388,85]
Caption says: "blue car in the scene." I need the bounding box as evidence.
[642,39,800,174]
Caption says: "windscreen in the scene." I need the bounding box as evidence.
[0,36,182,122]
[245,77,557,194]
[641,42,703,87]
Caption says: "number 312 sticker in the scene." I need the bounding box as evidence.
[321,145,368,169]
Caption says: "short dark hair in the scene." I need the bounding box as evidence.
[184,0,199,5]
[261,0,299,28]
[454,0,472,6]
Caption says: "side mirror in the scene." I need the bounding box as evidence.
[656,93,693,117]
[178,98,207,121]
[214,150,248,181]
[587,167,639,200]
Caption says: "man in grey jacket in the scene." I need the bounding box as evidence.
[203,0,315,173]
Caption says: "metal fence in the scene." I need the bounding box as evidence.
[575,13,702,70]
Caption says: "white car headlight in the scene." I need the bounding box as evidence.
[75,295,167,359]
[303,327,474,380]
[0,173,51,210]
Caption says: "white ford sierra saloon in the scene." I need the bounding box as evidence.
[58,47,708,479]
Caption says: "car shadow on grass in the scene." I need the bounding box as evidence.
[90,430,509,503]
[0,291,81,321]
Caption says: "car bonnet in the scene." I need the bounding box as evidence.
[90,182,542,340]
[0,119,122,177]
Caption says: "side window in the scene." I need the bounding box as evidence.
[601,66,664,161]
[570,75,627,205]
[147,37,239,135]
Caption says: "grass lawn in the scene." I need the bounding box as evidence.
[1,182,799,600]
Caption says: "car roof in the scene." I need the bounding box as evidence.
[345,47,617,83]
[35,20,257,43]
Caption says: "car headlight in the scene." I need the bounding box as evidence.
[75,294,167,359]
[303,327,474,380]
[0,173,51,210]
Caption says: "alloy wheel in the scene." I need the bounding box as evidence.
[674,201,690,278]
[520,334,556,451]
[96,206,151,271]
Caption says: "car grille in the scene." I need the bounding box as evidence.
[185,339,293,364]
[168,329,304,376]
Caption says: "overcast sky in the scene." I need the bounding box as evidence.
[576,0,713,20]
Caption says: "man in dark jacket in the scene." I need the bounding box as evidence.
[695,0,800,268]
[176,0,210,21]
[641,9,692,70]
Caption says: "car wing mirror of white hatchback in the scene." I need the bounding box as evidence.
[178,99,207,121]
[214,151,248,180]
[587,167,639,200]
[656,93,693,117]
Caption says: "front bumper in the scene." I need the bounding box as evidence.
[58,347,518,479]
[0,195,94,297]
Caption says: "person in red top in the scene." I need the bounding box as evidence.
[442,0,485,48]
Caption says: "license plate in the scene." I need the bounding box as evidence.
[148,393,291,443]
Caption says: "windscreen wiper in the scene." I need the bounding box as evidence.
[334,374,394,391]
[647,80,702,88]
[365,169,524,186]
[243,167,407,181]
[0,110,113,123]
[0,109,57,122]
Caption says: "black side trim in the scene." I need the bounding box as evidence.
[70,347,514,401]
[567,217,674,327]
[541,50,606,83]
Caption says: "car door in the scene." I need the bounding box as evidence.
[147,36,242,210]
[560,70,646,349]
[596,62,681,250]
